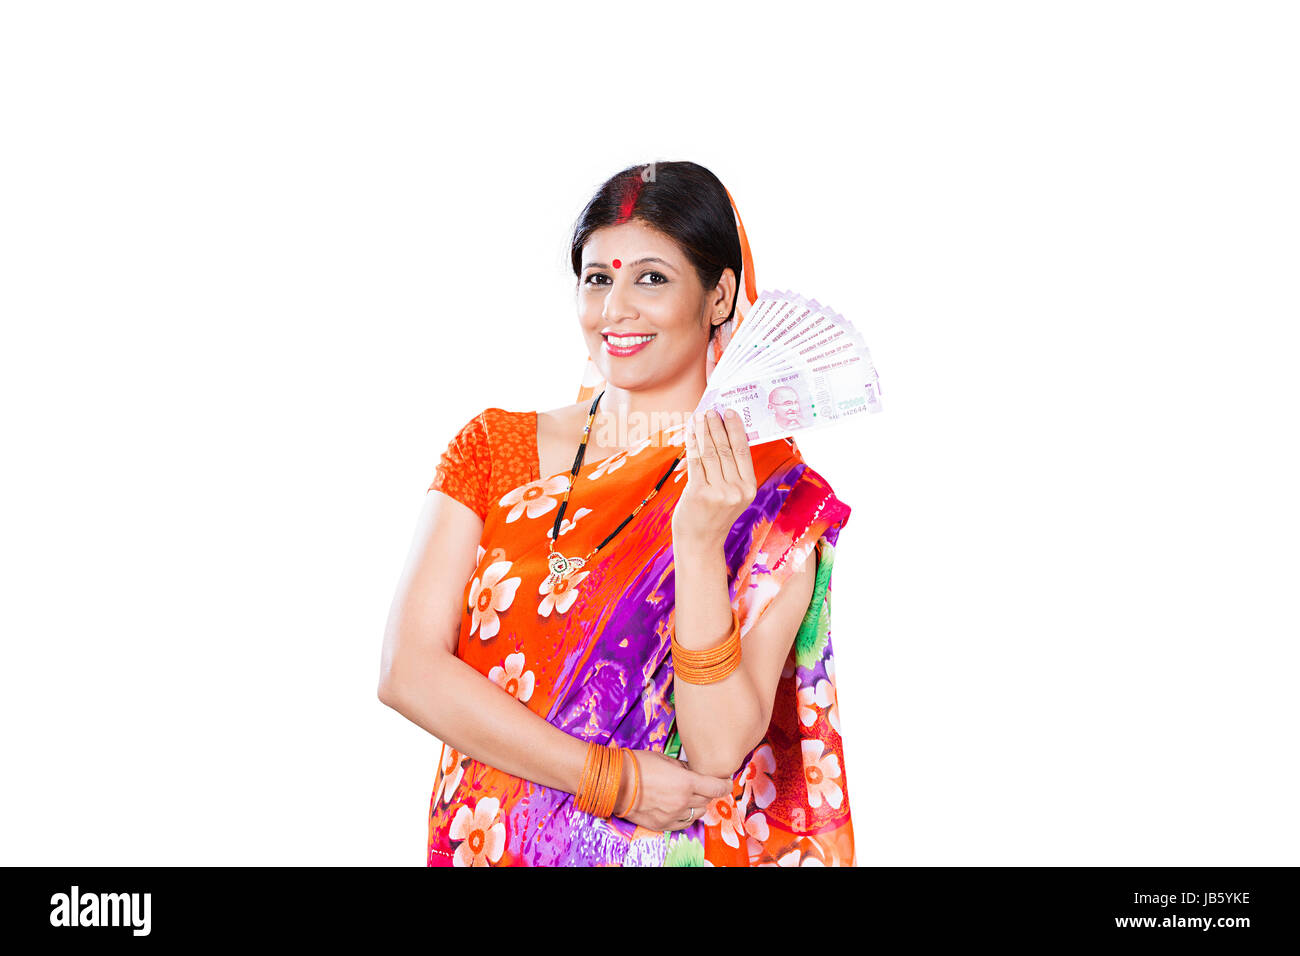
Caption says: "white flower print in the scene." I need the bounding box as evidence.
[737,786,771,865]
[587,437,652,481]
[797,683,820,728]
[489,651,535,703]
[435,744,467,806]
[815,658,841,735]
[548,506,592,539]
[537,569,589,617]
[499,475,570,524]
[738,743,777,810]
[467,560,522,641]
[801,738,844,810]
[701,790,747,850]
[776,846,826,866]
[448,796,506,867]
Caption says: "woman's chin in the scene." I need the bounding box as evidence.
[591,359,651,390]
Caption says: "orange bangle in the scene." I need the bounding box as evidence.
[592,744,611,816]
[592,744,609,817]
[672,606,742,684]
[673,607,741,662]
[617,747,641,816]
[600,745,623,818]
[577,742,626,819]
[582,741,605,816]
[575,741,599,814]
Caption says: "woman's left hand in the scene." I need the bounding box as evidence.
[671,407,758,549]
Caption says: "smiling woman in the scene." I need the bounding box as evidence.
[579,226,714,372]
[379,161,857,866]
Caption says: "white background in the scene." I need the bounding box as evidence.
[2,1,1296,866]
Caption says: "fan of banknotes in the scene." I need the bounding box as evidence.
[695,289,883,444]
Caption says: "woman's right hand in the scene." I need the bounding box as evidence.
[614,749,733,832]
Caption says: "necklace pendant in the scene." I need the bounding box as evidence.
[545,550,585,589]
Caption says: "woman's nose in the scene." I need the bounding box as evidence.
[602,280,638,321]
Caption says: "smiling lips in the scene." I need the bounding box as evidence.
[603,332,656,356]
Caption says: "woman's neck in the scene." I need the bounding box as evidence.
[593,374,706,449]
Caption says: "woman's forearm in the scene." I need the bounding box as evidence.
[380,647,629,806]
[670,534,765,780]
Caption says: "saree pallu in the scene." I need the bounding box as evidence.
[426,407,854,866]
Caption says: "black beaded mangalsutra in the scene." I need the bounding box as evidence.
[542,389,686,591]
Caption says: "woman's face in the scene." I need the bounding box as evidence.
[576,219,731,392]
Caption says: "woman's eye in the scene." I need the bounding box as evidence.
[583,271,666,286]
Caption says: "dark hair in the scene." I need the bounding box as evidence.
[569,161,742,342]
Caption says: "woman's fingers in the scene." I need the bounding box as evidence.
[720,408,757,490]
[660,801,710,832]
[702,408,740,484]
[692,773,734,800]
[691,411,720,485]
[642,751,732,832]
[671,790,723,830]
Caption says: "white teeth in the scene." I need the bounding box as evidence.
[605,334,655,347]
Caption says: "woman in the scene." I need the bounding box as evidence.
[379,161,855,866]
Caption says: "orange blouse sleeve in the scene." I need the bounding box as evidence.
[427,410,492,521]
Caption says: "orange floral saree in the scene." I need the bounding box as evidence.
[425,406,854,866]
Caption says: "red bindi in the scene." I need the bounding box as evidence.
[612,258,621,269]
